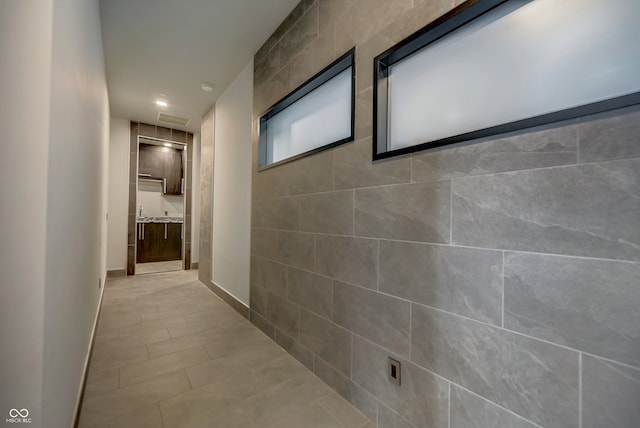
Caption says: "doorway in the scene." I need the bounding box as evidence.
[135,136,186,275]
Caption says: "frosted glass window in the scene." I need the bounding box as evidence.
[259,50,355,168]
[374,0,640,159]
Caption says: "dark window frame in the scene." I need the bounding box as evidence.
[258,48,356,170]
[373,0,640,161]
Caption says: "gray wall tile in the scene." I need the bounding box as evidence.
[578,107,640,163]
[315,235,378,289]
[138,123,155,137]
[377,403,419,428]
[279,5,319,65]
[287,267,333,319]
[275,231,315,270]
[253,64,290,115]
[355,182,450,243]
[352,335,449,428]
[411,305,579,428]
[379,241,502,325]
[301,190,354,235]
[299,309,351,376]
[289,30,337,89]
[313,356,378,421]
[250,310,275,340]
[249,282,268,317]
[450,385,538,428]
[333,281,410,357]
[355,86,372,140]
[252,197,300,231]
[333,0,412,52]
[582,355,640,428]
[505,253,640,367]
[412,125,577,182]
[253,165,289,200]
[251,1,640,426]
[254,46,280,89]
[452,159,640,261]
[334,138,411,190]
[157,126,171,140]
[251,228,277,257]
[265,292,299,339]
[250,256,287,298]
[288,149,334,195]
[274,328,314,371]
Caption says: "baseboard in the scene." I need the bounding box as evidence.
[190,262,199,269]
[72,276,106,428]
[206,281,250,319]
[107,269,126,278]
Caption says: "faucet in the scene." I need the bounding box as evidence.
[139,205,143,217]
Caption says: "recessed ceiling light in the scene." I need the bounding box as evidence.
[201,82,214,92]
[156,100,168,107]
[164,143,172,148]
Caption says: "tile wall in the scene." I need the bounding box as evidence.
[249,1,640,427]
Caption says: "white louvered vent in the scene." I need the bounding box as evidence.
[157,112,191,127]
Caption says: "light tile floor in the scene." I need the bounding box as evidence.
[78,270,374,428]
[135,260,183,275]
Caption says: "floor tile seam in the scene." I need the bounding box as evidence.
[115,347,211,389]
[147,341,215,361]
[317,394,370,428]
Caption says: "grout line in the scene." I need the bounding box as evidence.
[352,189,356,237]
[448,381,451,428]
[350,333,354,380]
[376,239,381,291]
[576,125,581,164]
[157,402,166,428]
[501,251,505,328]
[409,303,413,356]
[410,299,640,371]
[256,227,640,266]
[453,383,545,428]
[449,181,453,244]
[265,254,640,371]
[579,353,583,428]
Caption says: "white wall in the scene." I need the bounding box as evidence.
[0,0,53,423]
[42,0,109,426]
[211,60,254,305]
[107,117,130,271]
[137,185,184,217]
[191,133,201,264]
[1,0,109,426]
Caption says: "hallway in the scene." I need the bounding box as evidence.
[78,270,372,428]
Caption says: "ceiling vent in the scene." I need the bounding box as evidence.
[157,112,191,127]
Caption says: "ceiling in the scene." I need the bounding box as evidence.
[100,0,299,133]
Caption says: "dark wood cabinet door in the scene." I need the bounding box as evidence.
[138,144,165,178]
[163,151,184,195]
[137,223,182,263]
[166,223,182,260]
[137,223,162,263]
[138,143,184,195]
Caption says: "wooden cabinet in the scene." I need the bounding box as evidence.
[163,151,184,195]
[138,143,184,195]
[138,144,165,179]
[136,222,183,263]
